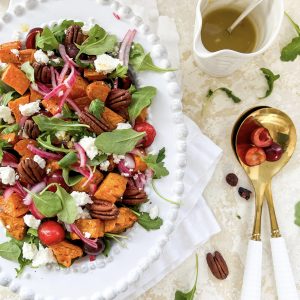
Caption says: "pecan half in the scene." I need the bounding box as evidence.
[206,251,229,280]
[89,200,119,220]
[106,89,132,119]
[23,119,40,140]
[79,108,111,135]
[65,25,84,58]
[122,188,148,205]
[17,158,46,185]
[33,62,51,84]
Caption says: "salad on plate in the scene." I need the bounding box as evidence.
[0,20,172,273]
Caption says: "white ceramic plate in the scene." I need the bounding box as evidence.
[0,0,186,299]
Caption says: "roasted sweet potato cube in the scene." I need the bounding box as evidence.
[8,94,30,123]
[86,81,111,101]
[69,75,88,99]
[45,160,61,175]
[1,193,28,217]
[94,173,128,203]
[133,155,148,172]
[14,139,37,158]
[0,50,20,64]
[41,97,60,115]
[73,170,104,193]
[0,133,18,145]
[102,107,125,130]
[19,49,35,64]
[73,96,92,110]
[30,86,43,102]
[104,207,137,233]
[0,41,22,50]
[50,241,83,267]
[83,69,107,81]
[70,219,104,240]
[2,64,30,95]
[0,212,27,240]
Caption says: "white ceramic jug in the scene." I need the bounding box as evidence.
[193,0,284,77]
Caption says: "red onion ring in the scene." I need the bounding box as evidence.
[27,144,63,160]
[70,224,98,249]
[50,66,57,88]
[119,30,132,64]
[23,181,46,205]
[82,165,93,188]
[124,29,137,66]
[19,116,28,127]
[74,143,87,168]
[65,98,82,114]
[3,187,21,200]
[58,44,79,68]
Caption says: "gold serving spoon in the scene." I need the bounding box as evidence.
[231,107,298,300]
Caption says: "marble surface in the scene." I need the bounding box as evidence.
[1,0,300,299]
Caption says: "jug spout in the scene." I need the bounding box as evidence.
[193,0,284,77]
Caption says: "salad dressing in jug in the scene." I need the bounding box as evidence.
[201,7,257,53]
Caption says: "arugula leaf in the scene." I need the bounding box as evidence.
[21,62,35,83]
[37,134,72,153]
[0,240,21,262]
[129,43,175,73]
[281,13,300,61]
[95,129,145,155]
[48,58,65,67]
[281,37,300,61]
[128,85,137,94]
[102,238,112,257]
[259,68,280,99]
[206,87,242,103]
[29,190,62,217]
[143,148,169,179]
[175,254,198,300]
[285,12,300,35]
[0,139,11,162]
[58,152,78,168]
[137,212,163,231]
[1,124,20,134]
[56,185,78,224]
[295,201,300,226]
[76,24,117,58]
[51,20,84,43]
[88,154,108,166]
[27,228,38,237]
[128,86,157,121]
[0,80,13,95]
[33,115,89,132]
[62,104,77,119]
[1,91,18,106]
[62,168,83,186]
[36,27,59,51]
[108,65,128,79]
[89,99,105,119]
[16,257,31,277]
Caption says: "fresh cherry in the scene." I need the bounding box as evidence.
[46,170,69,192]
[265,142,283,162]
[251,127,273,148]
[38,220,65,246]
[245,147,266,166]
[134,122,156,148]
[83,239,105,256]
[25,27,43,49]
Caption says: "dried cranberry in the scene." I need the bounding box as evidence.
[225,173,238,186]
[238,187,252,200]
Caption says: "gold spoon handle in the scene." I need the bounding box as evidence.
[264,182,281,238]
[251,182,266,241]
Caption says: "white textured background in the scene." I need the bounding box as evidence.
[1,0,300,299]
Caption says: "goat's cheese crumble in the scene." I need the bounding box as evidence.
[19,100,41,117]
[0,167,16,185]
[94,54,122,74]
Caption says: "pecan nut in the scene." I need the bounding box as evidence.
[65,25,84,58]
[33,62,51,84]
[206,251,229,280]
[106,89,132,119]
[122,188,148,205]
[89,200,119,220]
[23,119,40,140]
[17,158,46,185]
[79,108,111,135]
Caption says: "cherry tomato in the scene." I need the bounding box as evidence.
[245,147,266,166]
[265,142,283,162]
[134,122,156,147]
[251,127,273,148]
[25,27,43,49]
[28,202,45,220]
[38,221,65,246]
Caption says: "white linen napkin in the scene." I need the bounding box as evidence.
[0,1,222,299]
